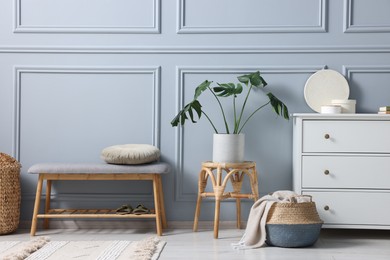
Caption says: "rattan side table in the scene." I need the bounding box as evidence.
[193,161,259,238]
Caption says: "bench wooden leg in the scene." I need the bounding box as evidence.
[156,175,167,229]
[153,175,162,236]
[31,175,44,236]
[44,180,51,229]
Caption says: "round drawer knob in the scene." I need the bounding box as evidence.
[324,205,330,211]
[324,170,330,175]
[324,134,330,139]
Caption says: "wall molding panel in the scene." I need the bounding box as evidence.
[343,65,390,113]
[177,0,327,34]
[3,45,390,54]
[13,66,161,160]
[174,65,326,202]
[343,0,390,33]
[343,65,390,78]
[14,0,161,34]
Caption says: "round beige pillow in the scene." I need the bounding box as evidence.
[101,144,160,165]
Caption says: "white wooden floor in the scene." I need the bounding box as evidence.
[2,227,390,260]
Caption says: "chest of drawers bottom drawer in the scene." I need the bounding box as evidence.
[303,191,390,228]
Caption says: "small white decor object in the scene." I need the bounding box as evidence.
[331,99,356,113]
[213,134,245,163]
[320,105,342,114]
[304,69,350,112]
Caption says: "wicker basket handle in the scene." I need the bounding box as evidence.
[291,195,312,203]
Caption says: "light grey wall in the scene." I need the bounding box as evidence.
[1,0,390,222]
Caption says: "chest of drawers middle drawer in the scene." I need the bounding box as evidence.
[302,156,390,189]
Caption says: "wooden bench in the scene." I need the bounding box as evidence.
[27,162,170,236]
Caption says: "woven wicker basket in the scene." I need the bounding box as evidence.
[265,195,323,248]
[0,153,21,234]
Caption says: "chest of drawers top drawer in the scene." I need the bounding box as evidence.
[302,120,390,153]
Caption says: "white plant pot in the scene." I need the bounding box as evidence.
[212,133,245,163]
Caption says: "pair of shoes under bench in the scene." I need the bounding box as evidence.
[115,204,150,215]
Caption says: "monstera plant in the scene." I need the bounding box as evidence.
[170,71,289,163]
[171,71,289,133]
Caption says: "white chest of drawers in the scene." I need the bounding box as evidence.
[293,114,390,229]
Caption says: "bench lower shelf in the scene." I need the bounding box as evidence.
[38,209,156,219]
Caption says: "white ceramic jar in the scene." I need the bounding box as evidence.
[320,105,342,114]
[331,99,356,113]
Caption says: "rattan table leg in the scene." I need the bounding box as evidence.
[193,169,207,232]
[236,198,241,229]
[250,169,259,202]
[193,194,202,232]
[43,179,51,229]
[213,199,221,239]
[230,172,243,229]
[30,175,44,236]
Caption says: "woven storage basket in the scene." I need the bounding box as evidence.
[0,153,21,234]
[265,195,323,248]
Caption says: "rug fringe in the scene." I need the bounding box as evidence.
[132,237,161,260]
[2,237,50,260]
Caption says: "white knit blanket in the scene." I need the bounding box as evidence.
[232,190,310,250]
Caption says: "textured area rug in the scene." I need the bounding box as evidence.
[0,236,165,260]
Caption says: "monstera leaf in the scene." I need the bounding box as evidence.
[238,71,267,88]
[213,83,243,97]
[267,93,289,119]
[194,80,212,99]
[171,100,202,126]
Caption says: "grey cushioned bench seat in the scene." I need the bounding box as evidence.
[28,162,170,175]
[28,162,170,236]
